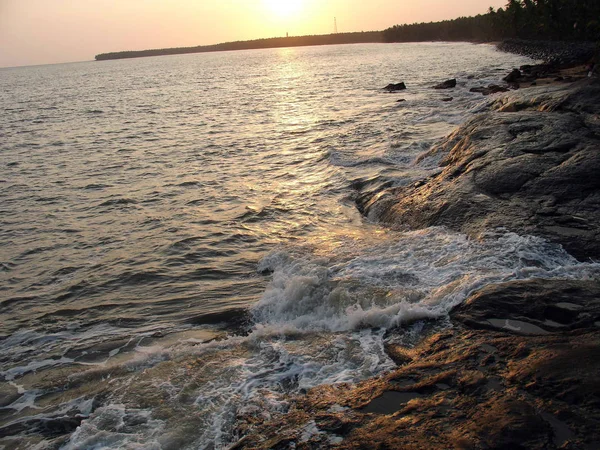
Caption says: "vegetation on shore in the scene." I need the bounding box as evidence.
[383,0,600,43]
[95,32,382,61]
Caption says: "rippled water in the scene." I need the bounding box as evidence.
[2,43,597,449]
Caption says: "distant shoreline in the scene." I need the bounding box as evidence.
[94,31,383,61]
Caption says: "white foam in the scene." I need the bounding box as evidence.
[172,227,599,448]
[61,405,165,450]
[251,228,599,333]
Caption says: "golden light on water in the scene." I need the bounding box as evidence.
[262,0,305,19]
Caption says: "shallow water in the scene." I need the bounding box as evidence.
[2,43,598,449]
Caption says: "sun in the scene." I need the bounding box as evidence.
[262,0,304,19]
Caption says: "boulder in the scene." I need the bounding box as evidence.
[434,79,457,89]
[383,82,406,92]
[503,68,522,83]
[453,279,600,334]
[470,84,510,95]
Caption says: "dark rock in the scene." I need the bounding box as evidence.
[504,68,522,83]
[383,82,406,92]
[0,383,20,407]
[434,79,456,89]
[362,79,600,260]
[470,84,510,95]
[453,279,600,333]
[360,391,422,414]
[396,98,406,103]
[441,97,453,102]
[498,39,596,67]
[0,415,86,438]
[232,313,600,449]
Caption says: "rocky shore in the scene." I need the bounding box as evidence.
[497,40,597,68]
[230,50,600,449]
[233,279,600,449]
[362,77,600,261]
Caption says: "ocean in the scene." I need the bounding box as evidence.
[1,42,598,449]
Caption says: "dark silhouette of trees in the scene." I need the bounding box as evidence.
[383,0,600,43]
[95,32,382,61]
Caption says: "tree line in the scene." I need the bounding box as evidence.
[95,32,382,61]
[383,0,600,43]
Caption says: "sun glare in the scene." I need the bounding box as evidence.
[263,0,304,19]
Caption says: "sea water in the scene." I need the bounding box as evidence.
[1,43,598,449]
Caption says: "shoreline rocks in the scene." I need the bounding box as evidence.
[231,277,600,449]
[361,78,600,261]
[434,78,457,89]
[469,84,511,95]
[384,82,406,92]
[497,39,597,68]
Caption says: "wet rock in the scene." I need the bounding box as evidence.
[0,415,86,438]
[0,383,20,407]
[503,68,522,83]
[361,79,600,260]
[498,39,597,67]
[383,82,406,92]
[464,398,553,449]
[470,84,510,95]
[434,79,456,89]
[453,279,600,333]
[233,321,600,449]
[360,391,422,414]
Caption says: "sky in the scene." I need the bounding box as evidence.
[0,0,509,68]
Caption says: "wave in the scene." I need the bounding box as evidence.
[252,228,600,333]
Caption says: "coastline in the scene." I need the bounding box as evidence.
[2,41,598,449]
[94,32,383,61]
[231,48,600,448]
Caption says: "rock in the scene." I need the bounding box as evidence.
[384,82,406,92]
[434,79,456,89]
[498,39,596,67]
[0,383,20,407]
[503,68,522,83]
[0,415,86,438]
[441,97,453,102]
[470,84,510,95]
[360,79,600,260]
[453,279,600,333]
[231,303,600,449]
[396,98,406,103]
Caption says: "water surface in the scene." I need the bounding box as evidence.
[2,43,597,449]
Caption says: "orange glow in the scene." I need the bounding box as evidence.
[0,0,511,68]
[263,0,305,19]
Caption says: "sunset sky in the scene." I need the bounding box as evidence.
[0,0,508,68]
